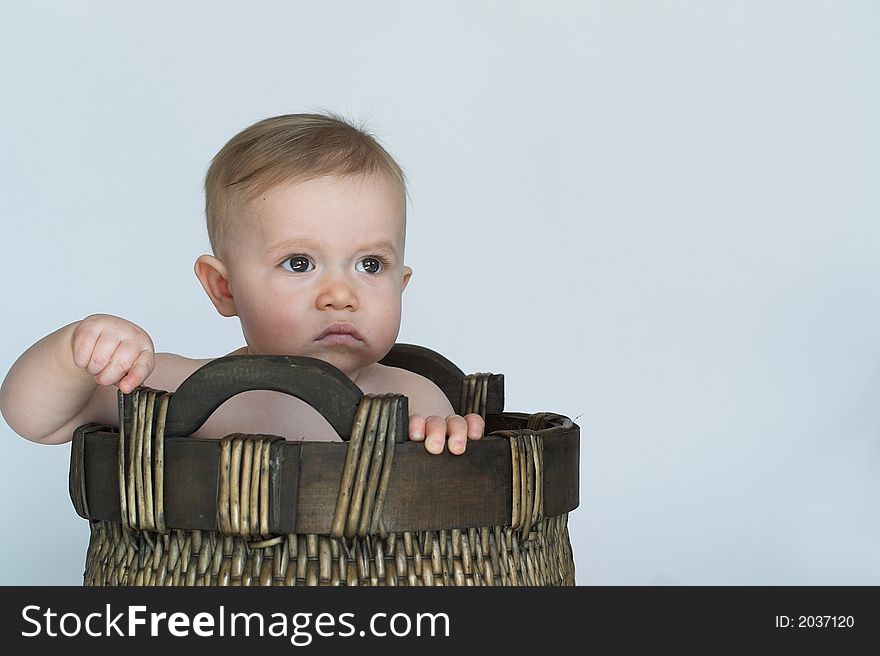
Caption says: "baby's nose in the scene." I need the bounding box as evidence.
[316,274,358,310]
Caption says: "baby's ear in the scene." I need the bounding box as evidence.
[401,265,413,292]
[194,255,237,317]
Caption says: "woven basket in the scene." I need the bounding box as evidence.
[69,344,579,586]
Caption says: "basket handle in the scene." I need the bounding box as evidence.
[147,355,365,440]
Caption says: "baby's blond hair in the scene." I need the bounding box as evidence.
[204,112,408,261]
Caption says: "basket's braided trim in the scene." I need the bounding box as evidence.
[506,429,544,537]
[83,514,574,586]
[491,413,553,540]
[119,388,171,533]
[460,372,491,417]
[527,412,552,431]
[217,433,284,542]
[331,393,401,540]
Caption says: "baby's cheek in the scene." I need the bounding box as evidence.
[371,324,401,361]
[381,295,404,333]
[245,304,310,352]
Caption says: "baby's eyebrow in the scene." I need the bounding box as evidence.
[266,238,322,256]
[266,238,399,258]
[365,240,399,258]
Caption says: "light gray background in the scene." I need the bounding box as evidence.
[1,1,877,585]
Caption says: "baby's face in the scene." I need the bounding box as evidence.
[224,172,411,378]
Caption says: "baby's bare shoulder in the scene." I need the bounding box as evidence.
[364,364,454,417]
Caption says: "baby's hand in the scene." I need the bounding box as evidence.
[71,314,155,394]
[408,413,485,455]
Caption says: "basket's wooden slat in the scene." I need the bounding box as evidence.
[380,343,504,415]
[269,438,291,534]
[74,417,579,534]
[69,422,110,519]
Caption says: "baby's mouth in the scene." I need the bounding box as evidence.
[316,323,364,343]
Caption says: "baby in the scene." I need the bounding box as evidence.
[0,113,484,454]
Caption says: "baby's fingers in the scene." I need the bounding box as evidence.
[445,415,469,455]
[464,413,485,440]
[117,349,155,394]
[87,331,125,378]
[94,342,149,388]
[423,415,448,454]
[71,322,102,370]
[408,414,427,442]
[409,414,484,455]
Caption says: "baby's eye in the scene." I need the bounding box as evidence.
[281,256,314,273]
[356,257,385,274]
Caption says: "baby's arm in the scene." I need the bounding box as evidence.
[0,314,155,444]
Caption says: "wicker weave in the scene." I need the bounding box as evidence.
[80,367,576,586]
[83,516,574,586]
